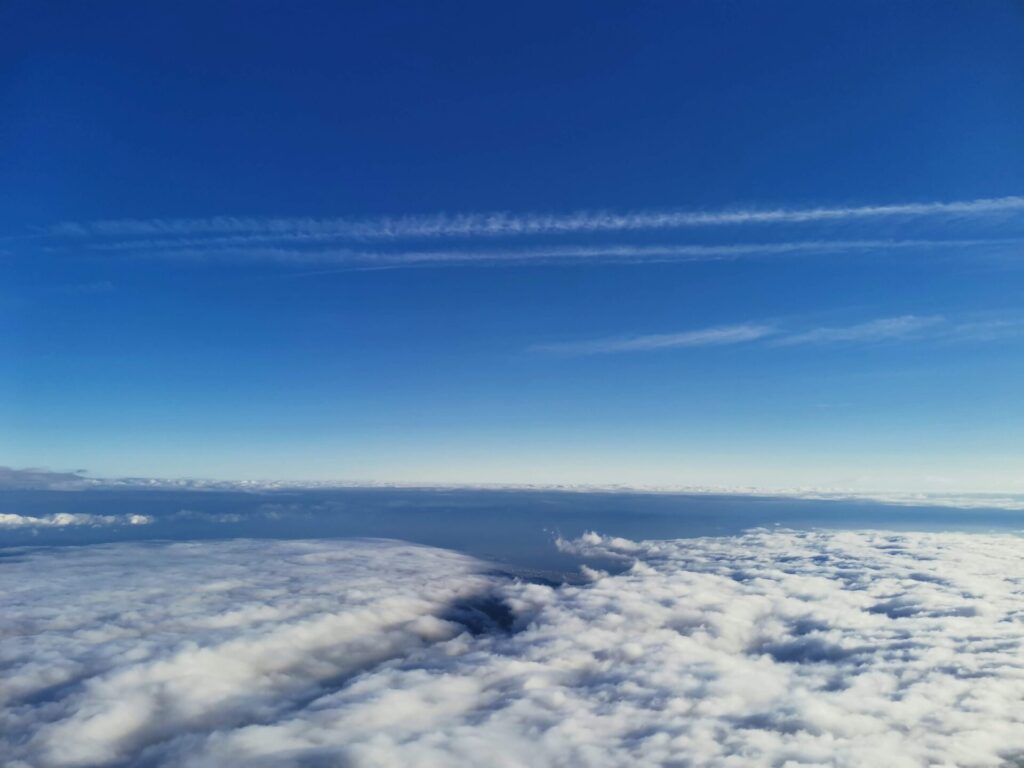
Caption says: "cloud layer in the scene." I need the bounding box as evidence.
[4,530,1024,766]
[0,539,501,767]
[3,466,1024,510]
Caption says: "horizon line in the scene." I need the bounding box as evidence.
[3,467,1023,509]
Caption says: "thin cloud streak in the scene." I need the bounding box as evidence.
[536,314,1024,356]
[773,315,946,346]
[47,194,1024,241]
[99,238,1019,268]
[535,324,775,355]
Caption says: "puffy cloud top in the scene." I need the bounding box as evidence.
[2,530,1024,766]
[0,513,152,528]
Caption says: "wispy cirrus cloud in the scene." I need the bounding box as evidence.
[86,238,939,259]
[45,194,1024,242]
[10,194,1021,274]
[772,314,945,346]
[76,238,1024,271]
[534,324,775,355]
[775,314,1024,347]
[537,314,1024,356]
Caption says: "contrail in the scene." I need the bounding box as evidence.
[47,195,1024,242]
[92,238,1020,268]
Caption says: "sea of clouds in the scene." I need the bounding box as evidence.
[2,530,1024,767]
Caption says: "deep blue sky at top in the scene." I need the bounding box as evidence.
[2,1,1024,489]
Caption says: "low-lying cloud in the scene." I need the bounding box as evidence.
[3,530,1024,766]
[0,512,152,528]
[0,539,501,767]
[3,467,1024,511]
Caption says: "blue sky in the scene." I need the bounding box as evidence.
[3,1,1024,491]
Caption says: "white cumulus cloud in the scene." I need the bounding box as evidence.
[3,531,1024,767]
[0,512,152,528]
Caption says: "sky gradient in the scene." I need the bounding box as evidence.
[3,1,1024,491]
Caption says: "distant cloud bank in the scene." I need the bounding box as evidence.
[4,531,1024,766]
[0,512,151,528]
[2,466,1023,510]
[0,466,90,490]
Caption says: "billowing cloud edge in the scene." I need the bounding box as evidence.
[4,530,1024,767]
